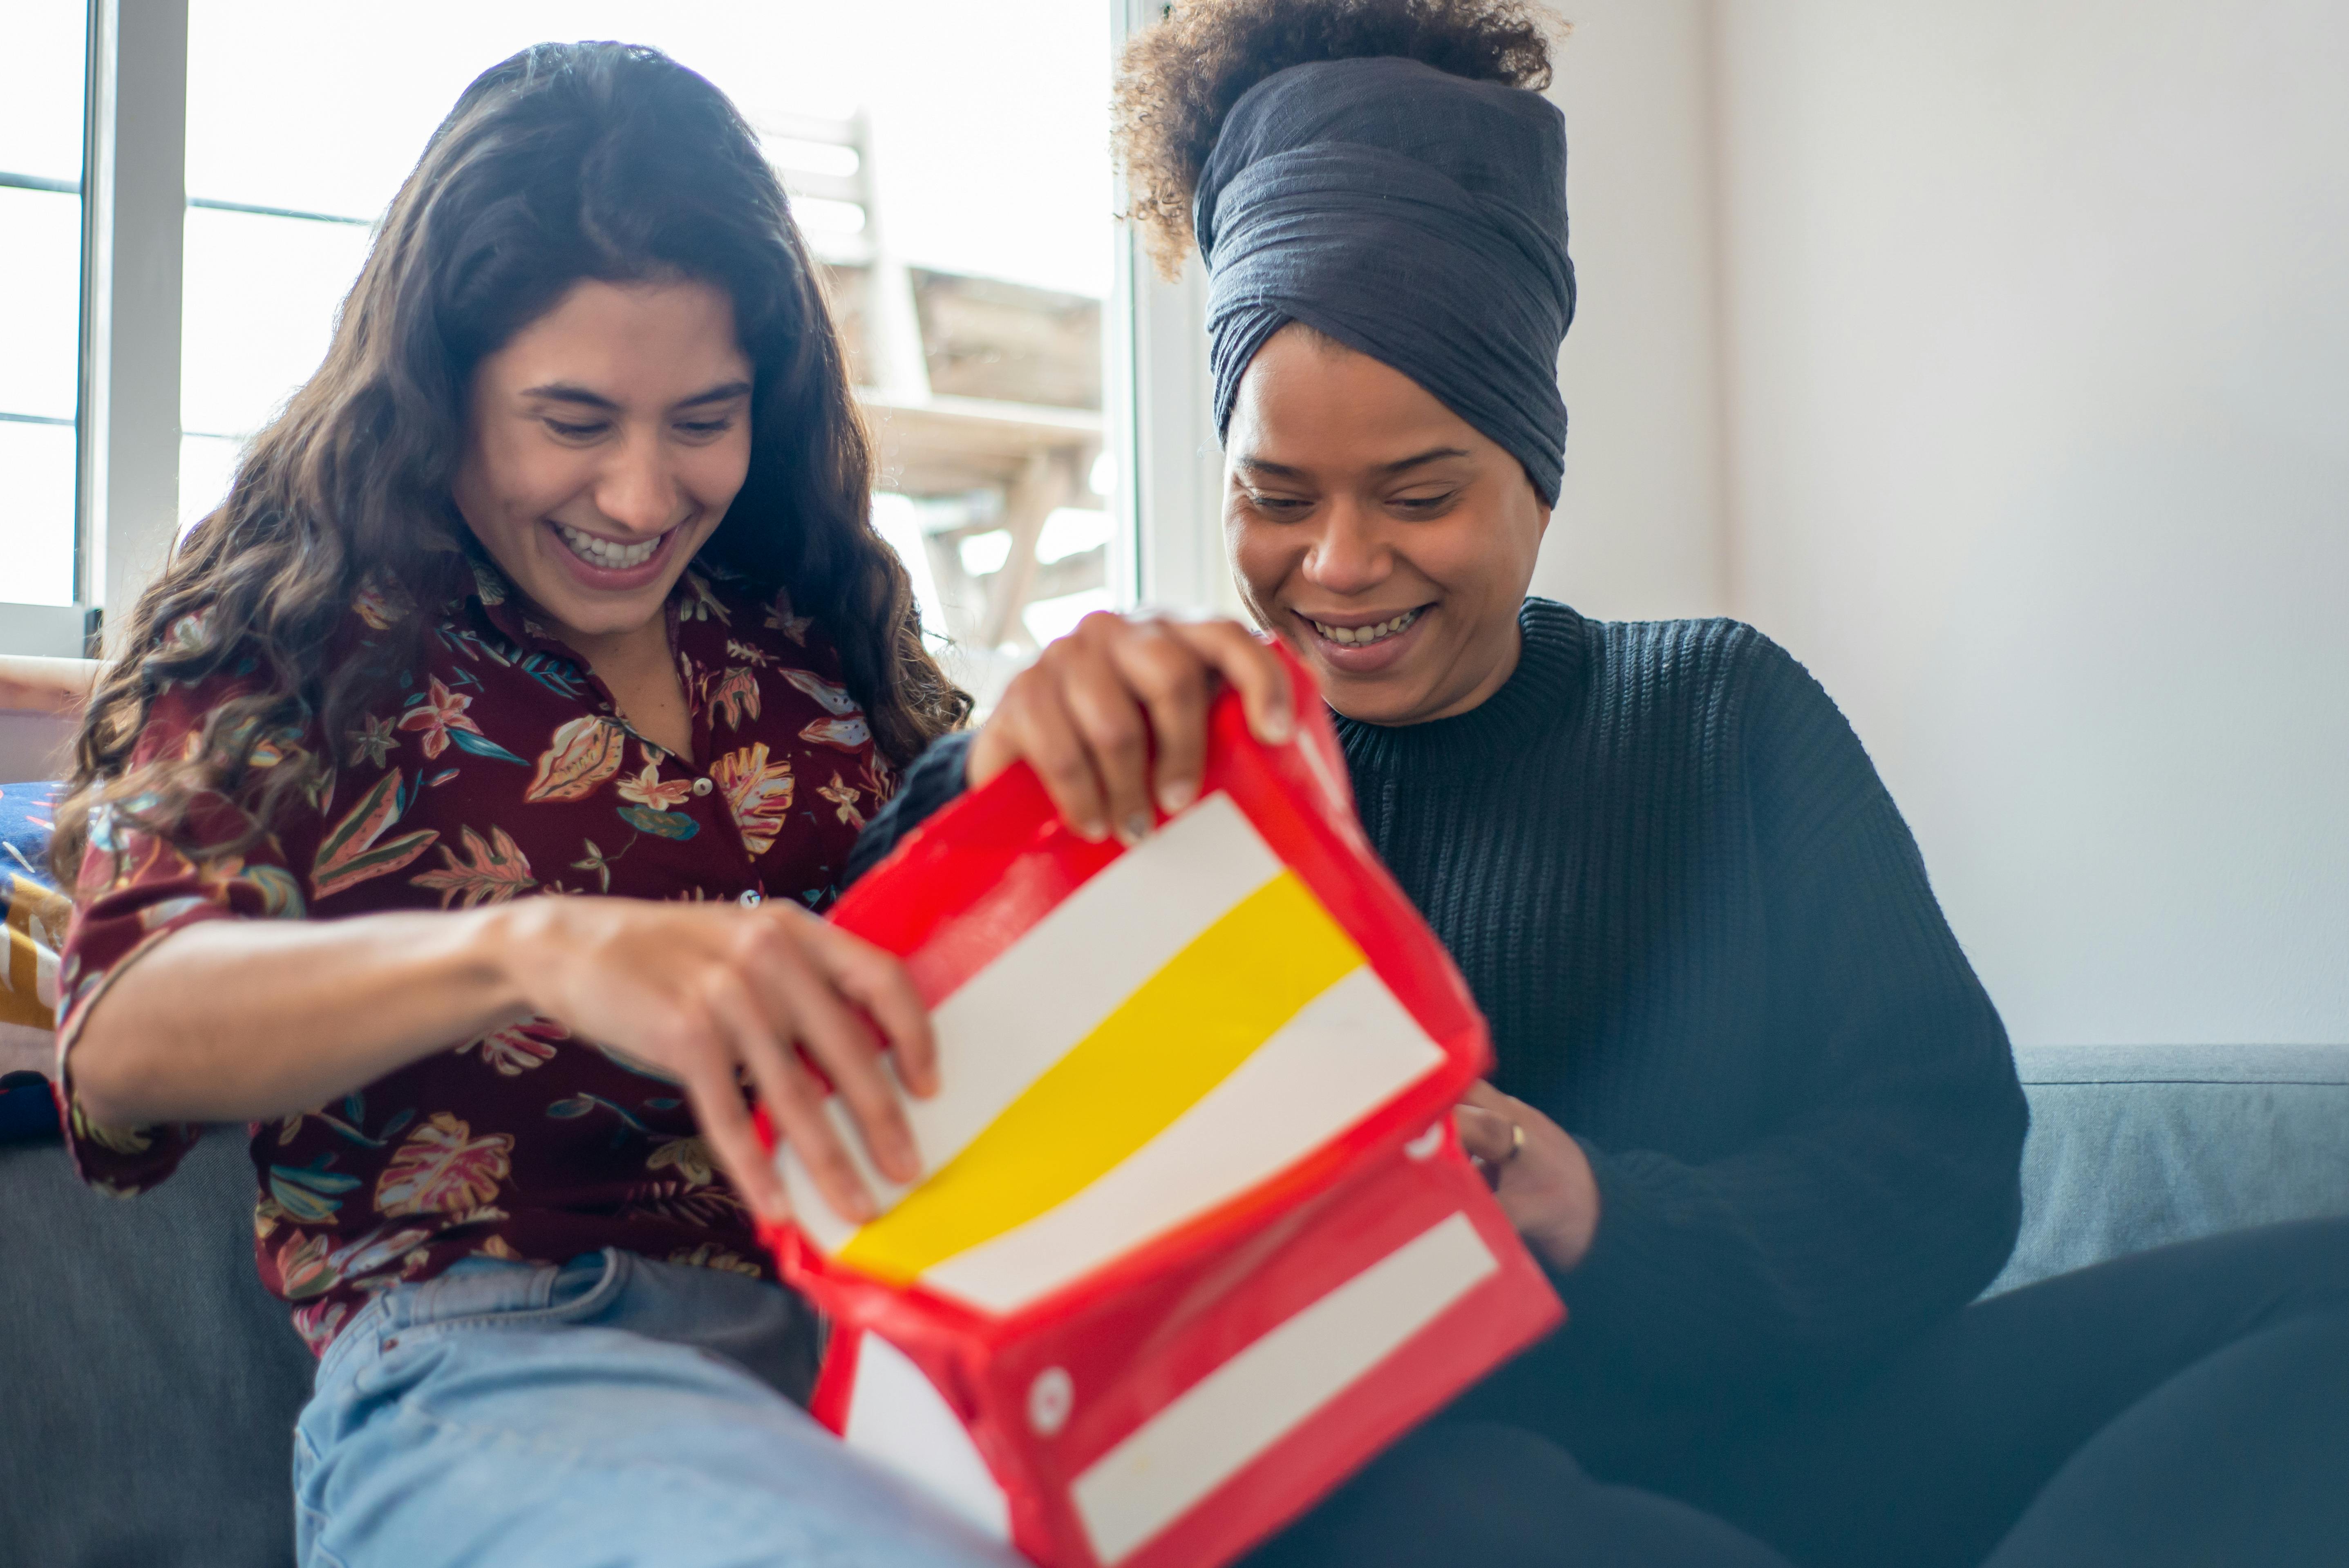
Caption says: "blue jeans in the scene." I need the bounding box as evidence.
[293,1248,1021,1568]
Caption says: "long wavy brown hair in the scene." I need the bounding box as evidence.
[1115,0,1559,278]
[54,42,968,886]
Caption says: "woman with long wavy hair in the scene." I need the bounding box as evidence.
[47,41,1034,1568]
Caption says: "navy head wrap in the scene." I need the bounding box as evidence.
[1195,56,1575,506]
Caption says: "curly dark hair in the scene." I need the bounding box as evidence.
[54,42,971,886]
[1114,0,1562,278]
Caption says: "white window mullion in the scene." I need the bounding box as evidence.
[76,0,188,655]
[1107,0,1239,621]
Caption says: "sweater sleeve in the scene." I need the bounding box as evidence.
[847,730,976,886]
[1555,640,2028,1384]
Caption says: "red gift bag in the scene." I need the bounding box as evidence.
[760,649,1562,1567]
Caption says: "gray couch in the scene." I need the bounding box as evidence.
[6,1042,2347,1567]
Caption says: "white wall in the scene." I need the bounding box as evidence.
[1710,1,2349,1045]
[1535,1,1731,620]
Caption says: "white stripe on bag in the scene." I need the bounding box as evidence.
[919,966,1445,1312]
[1069,1211,1501,1565]
[782,792,1283,1246]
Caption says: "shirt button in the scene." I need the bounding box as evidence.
[738,890,763,907]
[691,777,714,796]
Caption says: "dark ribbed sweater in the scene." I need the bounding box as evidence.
[851,599,2028,1412]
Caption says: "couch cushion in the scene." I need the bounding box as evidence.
[1,1131,310,1568]
[1990,1042,2349,1295]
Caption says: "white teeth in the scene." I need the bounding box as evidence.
[1311,608,1420,646]
[555,523,662,570]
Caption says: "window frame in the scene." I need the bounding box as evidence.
[1111,0,1236,618]
[4,0,1233,661]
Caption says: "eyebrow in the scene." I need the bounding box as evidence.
[1234,445,1472,480]
[518,379,754,413]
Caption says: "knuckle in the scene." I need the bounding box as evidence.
[1133,645,1200,699]
[659,1009,711,1058]
[696,970,750,1018]
[1091,712,1145,756]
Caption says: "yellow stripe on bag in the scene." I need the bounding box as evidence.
[837,870,1364,1287]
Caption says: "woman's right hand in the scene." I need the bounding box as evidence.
[492,895,935,1227]
[969,610,1296,843]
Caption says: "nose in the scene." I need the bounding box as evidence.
[1302,498,1389,598]
[593,427,684,537]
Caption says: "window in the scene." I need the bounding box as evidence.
[178,0,1120,705]
[0,3,90,613]
[4,2,1225,670]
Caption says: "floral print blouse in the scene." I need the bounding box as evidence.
[55,557,894,1352]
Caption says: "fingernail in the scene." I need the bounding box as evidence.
[1117,812,1152,846]
[1074,816,1108,842]
[1158,777,1197,814]
[1261,707,1294,744]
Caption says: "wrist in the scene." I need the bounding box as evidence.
[470,899,559,1023]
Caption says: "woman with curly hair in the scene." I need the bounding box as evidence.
[49,41,1055,1568]
[857,3,2349,1565]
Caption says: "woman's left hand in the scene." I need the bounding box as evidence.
[1455,1080,1601,1272]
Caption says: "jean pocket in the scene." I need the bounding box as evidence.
[401,1247,631,1342]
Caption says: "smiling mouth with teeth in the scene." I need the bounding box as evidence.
[555,521,665,571]
[1309,607,1422,646]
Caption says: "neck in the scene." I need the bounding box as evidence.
[554,613,669,676]
[1410,621,1522,725]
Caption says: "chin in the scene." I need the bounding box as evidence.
[1309,664,1422,726]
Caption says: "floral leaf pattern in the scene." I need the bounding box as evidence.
[459,1017,565,1076]
[524,716,626,803]
[348,714,399,769]
[410,824,537,907]
[617,805,699,841]
[267,1159,362,1224]
[777,668,859,715]
[312,772,439,900]
[711,743,794,857]
[707,667,761,731]
[678,571,731,624]
[445,727,530,766]
[616,761,693,810]
[374,1112,513,1218]
[801,714,872,752]
[816,772,866,828]
[352,575,415,631]
[669,1243,763,1277]
[57,560,884,1340]
[397,675,484,760]
[646,1135,714,1188]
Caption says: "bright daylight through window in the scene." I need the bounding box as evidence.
[171,0,1116,704]
[0,4,90,611]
